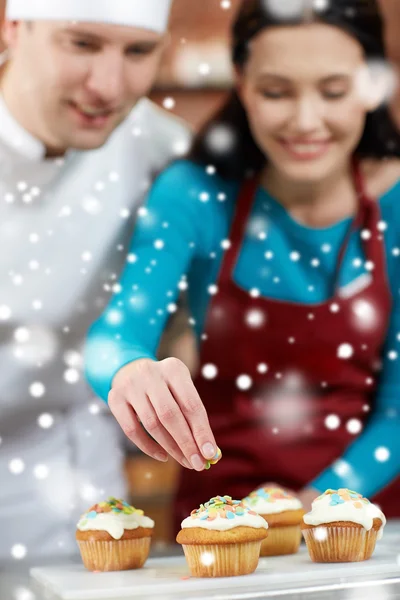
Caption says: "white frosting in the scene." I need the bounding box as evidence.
[244,497,303,515]
[77,512,154,540]
[181,513,268,531]
[303,493,386,539]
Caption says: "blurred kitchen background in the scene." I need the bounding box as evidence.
[1,0,399,544]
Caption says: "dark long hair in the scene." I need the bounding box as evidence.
[189,0,400,180]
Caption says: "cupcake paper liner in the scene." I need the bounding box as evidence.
[260,525,302,556]
[78,537,151,571]
[302,526,379,562]
[182,541,262,577]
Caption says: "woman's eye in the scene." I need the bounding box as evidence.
[323,89,348,100]
[261,90,289,99]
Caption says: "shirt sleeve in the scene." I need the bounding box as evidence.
[311,262,400,498]
[84,160,216,402]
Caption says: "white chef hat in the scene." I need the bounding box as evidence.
[5,0,173,33]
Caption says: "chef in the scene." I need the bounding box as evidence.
[0,0,190,561]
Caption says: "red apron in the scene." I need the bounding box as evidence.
[174,164,399,530]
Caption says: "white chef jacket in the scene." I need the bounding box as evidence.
[0,72,191,561]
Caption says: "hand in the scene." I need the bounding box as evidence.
[108,357,217,471]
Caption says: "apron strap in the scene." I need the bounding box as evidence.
[220,161,388,292]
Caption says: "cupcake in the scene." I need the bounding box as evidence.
[301,488,386,563]
[176,495,268,577]
[243,487,304,556]
[76,497,154,571]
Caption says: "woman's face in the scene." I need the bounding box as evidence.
[237,22,378,183]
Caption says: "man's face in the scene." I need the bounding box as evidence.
[2,20,167,153]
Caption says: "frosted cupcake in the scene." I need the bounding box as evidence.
[301,488,386,562]
[243,487,304,556]
[176,495,268,577]
[76,497,154,571]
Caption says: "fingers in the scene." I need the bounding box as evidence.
[108,389,169,462]
[144,364,208,471]
[163,358,217,461]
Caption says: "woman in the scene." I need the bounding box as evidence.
[85,0,400,528]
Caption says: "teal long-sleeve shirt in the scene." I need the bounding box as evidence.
[85,159,400,498]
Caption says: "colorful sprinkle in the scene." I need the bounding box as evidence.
[189,495,258,521]
[204,447,222,470]
[83,497,145,519]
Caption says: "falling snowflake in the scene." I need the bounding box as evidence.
[236,375,253,390]
[163,97,175,110]
[202,364,218,379]
[37,413,54,429]
[245,309,265,328]
[313,526,328,541]
[325,414,341,430]
[337,343,354,359]
[205,123,236,155]
[374,447,390,462]
[200,551,215,566]
[332,459,350,476]
[29,382,45,398]
[208,284,218,295]
[11,544,27,560]
[220,0,231,8]
[290,251,300,262]
[154,239,165,250]
[330,303,340,313]
[64,368,80,384]
[34,464,50,480]
[257,363,268,374]
[9,459,25,475]
[346,419,363,435]
[0,305,11,320]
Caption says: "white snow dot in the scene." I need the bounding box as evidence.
[353,258,362,268]
[64,368,80,384]
[208,284,218,295]
[11,544,27,560]
[311,258,320,267]
[257,363,268,374]
[290,251,300,261]
[374,447,390,462]
[206,165,216,175]
[325,414,341,430]
[236,374,253,390]
[163,97,175,110]
[109,171,119,182]
[265,251,274,260]
[120,208,130,219]
[127,253,137,263]
[313,526,328,541]
[178,280,188,291]
[321,244,331,253]
[167,303,177,313]
[337,343,354,359]
[330,303,340,313]
[29,233,39,243]
[332,459,350,476]
[14,327,30,343]
[198,62,211,76]
[81,251,92,262]
[365,261,374,271]
[250,288,260,298]
[217,193,226,202]
[0,305,12,320]
[346,419,363,435]
[13,586,35,600]
[221,239,231,250]
[9,458,25,474]
[245,309,265,328]
[361,229,371,240]
[377,221,387,232]
[154,239,164,250]
[392,247,400,257]
[32,300,42,311]
[220,0,231,8]
[199,192,209,202]
[200,551,215,566]
[202,364,218,379]
[106,309,122,325]
[388,350,398,360]
[38,413,54,429]
[29,382,45,398]
[34,464,49,480]
[89,403,101,415]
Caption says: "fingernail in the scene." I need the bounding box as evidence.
[202,443,216,459]
[191,454,205,470]
[155,452,168,462]
[182,458,192,469]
